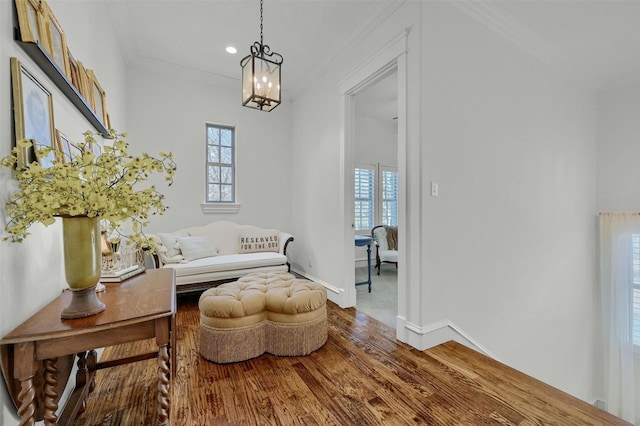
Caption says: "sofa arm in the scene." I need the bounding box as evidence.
[279,232,294,256]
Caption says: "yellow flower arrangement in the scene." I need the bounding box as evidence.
[1,130,176,245]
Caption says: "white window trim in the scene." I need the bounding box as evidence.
[205,122,237,205]
[200,203,241,214]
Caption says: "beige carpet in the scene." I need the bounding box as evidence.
[355,266,397,328]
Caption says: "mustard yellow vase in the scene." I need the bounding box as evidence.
[61,216,105,319]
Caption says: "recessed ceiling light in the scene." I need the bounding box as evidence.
[226,46,237,54]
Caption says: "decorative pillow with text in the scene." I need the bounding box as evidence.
[238,232,280,254]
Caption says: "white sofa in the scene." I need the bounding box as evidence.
[150,221,293,294]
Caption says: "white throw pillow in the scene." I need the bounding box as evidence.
[157,231,189,258]
[238,231,280,254]
[176,236,219,261]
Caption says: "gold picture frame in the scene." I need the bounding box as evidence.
[67,48,81,93]
[11,57,56,168]
[41,1,71,79]
[87,70,108,126]
[15,0,47,46]
[76,60,91,103]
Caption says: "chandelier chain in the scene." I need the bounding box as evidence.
[260,0,263,46]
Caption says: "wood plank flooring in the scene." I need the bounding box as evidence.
[72,294,630,425]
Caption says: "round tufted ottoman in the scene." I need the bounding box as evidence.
[199,272,327,363]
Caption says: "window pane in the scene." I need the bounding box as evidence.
[221,147,232,164]
[207,127,219,144]
[208,165,220,183]
[221,166,232,184]
[208,146,220,163]
[221,129,232,147]
[208,183,220,201]
[221,185,233,201]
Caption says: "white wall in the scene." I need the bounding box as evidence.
[596,78,640,212]
[125,63,292,234]
[291,0,601,405]
[418,1,598,401]
[354,115,397,167]
[0,0,127,424]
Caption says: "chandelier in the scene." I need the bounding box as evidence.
[240,0,283,112]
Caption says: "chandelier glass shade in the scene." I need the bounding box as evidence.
[240,0,283,112]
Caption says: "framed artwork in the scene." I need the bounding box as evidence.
[76,60,91,102]
[87,70,108,125]
[15,0,46,46]
[11,57,56,168]
[41,1,71,79]
[67,49,81,93]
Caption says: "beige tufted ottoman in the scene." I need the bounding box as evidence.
[199,272,328,363]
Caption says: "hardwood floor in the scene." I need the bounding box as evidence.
[73,294,629,425]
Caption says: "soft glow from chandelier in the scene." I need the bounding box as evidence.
[240,0,283,112]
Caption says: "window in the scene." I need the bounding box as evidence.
[354,164,398,232]
[206,123,235,203]
[354,166,375,231]
[631,234,640,346]
[381,167,398,227]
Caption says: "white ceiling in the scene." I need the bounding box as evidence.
[107,0,640,114]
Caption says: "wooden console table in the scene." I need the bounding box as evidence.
[0,269,176,425]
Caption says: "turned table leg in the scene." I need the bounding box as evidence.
[43,358,59,425]
[14,342,36,426]
[156,317,171,426]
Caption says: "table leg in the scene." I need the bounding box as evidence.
[156,318,170,425]
[43,358,59,425]
[75,352,88,414]
[87,350,98,392]
[14,342,36,426]
[366,243,372,293]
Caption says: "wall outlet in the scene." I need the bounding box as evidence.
[308,257,312,268]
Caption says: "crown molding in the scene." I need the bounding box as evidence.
[449,0,593,89]
[290,0,407,100]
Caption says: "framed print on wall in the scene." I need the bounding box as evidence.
[67,49,81,93]
[41,1,71,79]
[87,70,108,126]
[76,60,91,102]
[11,57,56,168]
[15,0,46,46]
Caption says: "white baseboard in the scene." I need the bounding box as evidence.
[292,268,496,360]
[291,269,343,305]
[397,317,498,360]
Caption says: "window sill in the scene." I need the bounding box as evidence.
[200,203,241,214]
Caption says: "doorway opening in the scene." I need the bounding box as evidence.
[353,69,398,328]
